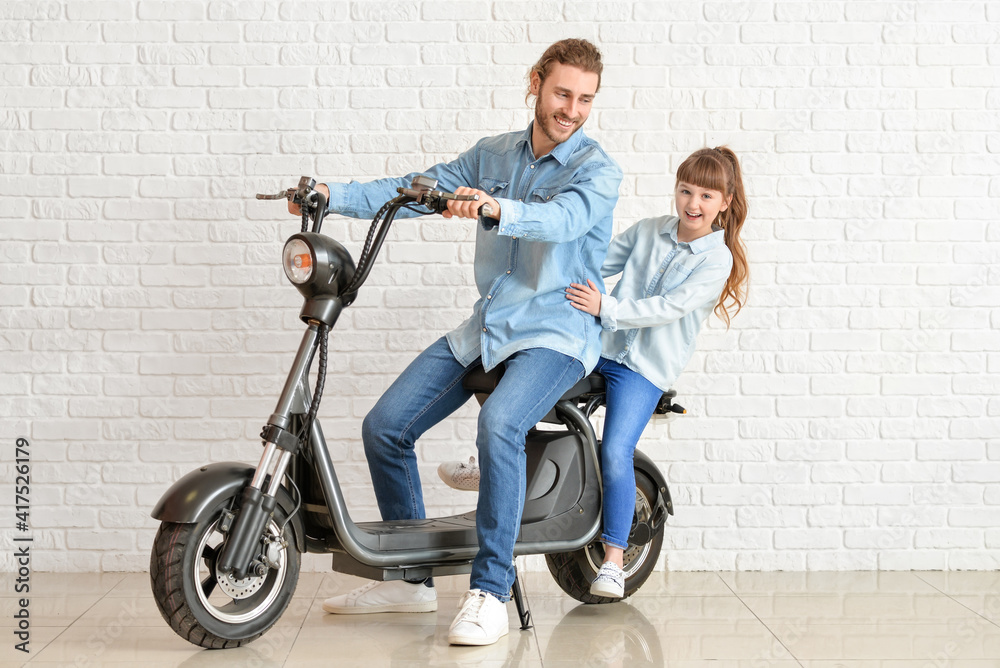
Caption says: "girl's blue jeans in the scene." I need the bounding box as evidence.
[594,357,664,550]
[362,336,585,602]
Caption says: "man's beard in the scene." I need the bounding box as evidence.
[534,102,579,147]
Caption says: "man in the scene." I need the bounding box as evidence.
[295,39,622,646]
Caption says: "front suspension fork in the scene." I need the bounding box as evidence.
[215,439,296,579]
[215,326,324,579]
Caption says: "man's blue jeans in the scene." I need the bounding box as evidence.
[362,336,585,601]
[594,357,664,550]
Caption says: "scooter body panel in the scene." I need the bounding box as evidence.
[337,428,601,553]
[314,423,603,586]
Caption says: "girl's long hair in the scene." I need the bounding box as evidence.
[675,146,749,327]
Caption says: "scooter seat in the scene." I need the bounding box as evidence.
[464,364,681,423]
[463,364,605,403]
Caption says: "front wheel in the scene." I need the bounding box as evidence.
[545,472,664,604]
[149,500,300,648]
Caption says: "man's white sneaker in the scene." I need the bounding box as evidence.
[437,456,481,491]
[447,589,510,646]
[589,561,625,598]
[321,580,437,614]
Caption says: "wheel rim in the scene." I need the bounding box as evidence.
[585,485,655,579]
[193,516,288,624]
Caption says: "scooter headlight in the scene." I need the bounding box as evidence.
[283,238,314,285]
[281,232,356,309]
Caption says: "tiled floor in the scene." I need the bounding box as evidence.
[1,570,999,666]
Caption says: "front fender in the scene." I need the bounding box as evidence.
[151,461,305,553]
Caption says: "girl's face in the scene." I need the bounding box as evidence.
[674,181,731,241]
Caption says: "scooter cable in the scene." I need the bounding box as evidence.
[280,322,329,537]
[289,323,329,469]
[303,323,329,440]
[346,200,396,294]
[346,197,413,295]
[278,469,302,536]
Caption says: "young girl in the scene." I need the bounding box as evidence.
[439,146,749,599]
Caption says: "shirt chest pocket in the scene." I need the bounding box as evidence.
[478,178,510,198]
[528,187,558,204]
[656,263,693,294]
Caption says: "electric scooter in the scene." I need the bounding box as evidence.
[149,176,682,648]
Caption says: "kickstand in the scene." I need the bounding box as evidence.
[510,561,533,631]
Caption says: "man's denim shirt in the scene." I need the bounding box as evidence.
[325,123,623,372]
[599,215,733,392]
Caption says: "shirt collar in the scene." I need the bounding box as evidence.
[660,216,727,255]
[517,122,585,166]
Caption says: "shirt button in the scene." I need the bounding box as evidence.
[506,270,511,274]
[482,327,488,333]
[487,295,492,299]
[530,165,535,169]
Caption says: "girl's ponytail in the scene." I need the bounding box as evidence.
[712,146,749,328]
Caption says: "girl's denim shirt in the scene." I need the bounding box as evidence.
[599,215,733,392]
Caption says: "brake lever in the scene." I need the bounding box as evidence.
[396,186,492,217]
[256,189,296,201]
[256,176,319,210]
[432,190,479,203]
[396,187,478,203]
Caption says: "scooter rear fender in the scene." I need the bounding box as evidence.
[633,450,673,518]
[150,461,305,553]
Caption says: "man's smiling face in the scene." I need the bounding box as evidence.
[530,62,599,156]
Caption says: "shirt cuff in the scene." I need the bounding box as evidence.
[322,182,349,215]
[599,294,619,332]
[493,197,523,236]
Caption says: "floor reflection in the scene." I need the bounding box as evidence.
[541,603,662,668]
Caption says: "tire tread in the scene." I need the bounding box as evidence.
[150,520,273,649]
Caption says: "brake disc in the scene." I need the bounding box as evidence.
[216,571,266,600]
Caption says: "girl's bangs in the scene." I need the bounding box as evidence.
[675,152,728,194]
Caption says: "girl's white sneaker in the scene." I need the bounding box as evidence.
[321,579,437,614]
[589,561,625,598]
[437,456,481,491]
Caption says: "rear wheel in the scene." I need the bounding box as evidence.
[545,472,663,604]
[149,500,300,648]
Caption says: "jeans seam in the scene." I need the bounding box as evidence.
[470,352,584,596]
[393,365,473,515]
[599,357,662,551]
[509,359,585,436]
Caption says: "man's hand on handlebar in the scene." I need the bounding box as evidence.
[288,183,330,216]
[443,187,500,221]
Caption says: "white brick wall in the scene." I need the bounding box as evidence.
[1,0,997,573]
